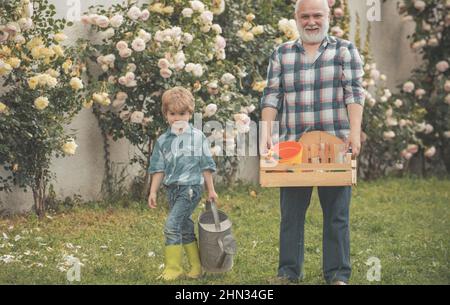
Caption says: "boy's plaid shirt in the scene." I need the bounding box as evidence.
[260,35,365,141]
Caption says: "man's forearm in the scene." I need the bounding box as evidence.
[261,107,278,136]
[347,104,363,134]
[150,172,164,193]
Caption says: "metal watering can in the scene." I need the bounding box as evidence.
[198,200,237,273]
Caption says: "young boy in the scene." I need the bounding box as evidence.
[148,86,218,281]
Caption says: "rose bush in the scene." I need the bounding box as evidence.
[0,0,87,216]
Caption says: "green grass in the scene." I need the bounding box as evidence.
[0,178,449,284]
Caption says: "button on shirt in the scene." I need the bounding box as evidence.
[260,36,365,141]
[148,124,216,186]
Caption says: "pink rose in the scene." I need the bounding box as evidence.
[160,68,172,79]
[424,147,436,158]
[436,61,449,73]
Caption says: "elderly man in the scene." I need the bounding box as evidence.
[260,0,365,284]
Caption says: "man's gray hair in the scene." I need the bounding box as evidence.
[295,0,331,15]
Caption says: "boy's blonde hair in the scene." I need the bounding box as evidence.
[161,87,195,116]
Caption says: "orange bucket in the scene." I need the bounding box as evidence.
[273,141,303,164]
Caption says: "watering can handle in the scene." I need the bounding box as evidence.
[206,199,221,231]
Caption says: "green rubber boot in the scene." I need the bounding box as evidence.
[184,242,203,279]
[160,245,184,281]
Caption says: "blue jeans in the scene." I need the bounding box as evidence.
[165,184,203,246]
[278,186,351,284]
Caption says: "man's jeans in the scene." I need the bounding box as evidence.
[278,186,352,283]
[165,184,203,245]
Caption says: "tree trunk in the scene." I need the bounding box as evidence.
[32,171,46,218]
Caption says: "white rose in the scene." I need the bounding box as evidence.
[131,38,146,52]
[119,48,132,58]
[394,99,403,108]
[192,64,203,77]
[116,41,128,51]
[182,33,194,45]
[140,9,150,21]
[112,99,126,109]
[403,81,415,93]
[414,0,426,11]
[204,104,218,117]
[383,131,396,140]
[190,1,205,12]
[127,6,141,20]
[212,24,222,34]
[436,61,449,73]
[130,111,144,124]
[200,11,214,24]
[138,29,152,43]
[182,8,194,17]
[110,15,124,28]
[95,16,110,28]
[221,73,236,85]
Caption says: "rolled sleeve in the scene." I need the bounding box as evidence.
[261,48,283,110]
[342,43,365,107]
[148,140,165,174]
[200,134,216,172]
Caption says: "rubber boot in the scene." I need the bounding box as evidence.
[160,245,184,281]
[183,242,203,279]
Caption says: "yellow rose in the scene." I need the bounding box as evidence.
[46,68,60,78]
[150,3,164,13]
[53,33,67,43]
[243,22,252,31]
[34,96,49,110]
[83,100,93,109]
[6,57,21,68]
[62,139,78,155]
[52,45,64,57]
[0,102,7,113]
[242,31,255,42]
[27,37,44,49]
[0,63,12,76]
[62,59,72,74]
[246,13,256,22]
[0,46,12,57]
[31,46,43,59]
[70,77,83,90]
[162,6,174,14]
[252,81,266,92]
[251,25,264,35]
[28,76,39,89]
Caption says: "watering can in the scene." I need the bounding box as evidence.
[198,200,237,273]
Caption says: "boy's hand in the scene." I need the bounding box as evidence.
[148,192,157,209]
[207,191,219,203]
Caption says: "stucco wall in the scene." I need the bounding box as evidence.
[0,0,419,213]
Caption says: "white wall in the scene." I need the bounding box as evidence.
[0,0,418,213]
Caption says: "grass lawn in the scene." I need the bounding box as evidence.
[0,178,449,285]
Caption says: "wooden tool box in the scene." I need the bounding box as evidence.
[260,131,357,187]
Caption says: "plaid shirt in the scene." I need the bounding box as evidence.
[148,124,216,186]
[261,35,365,142]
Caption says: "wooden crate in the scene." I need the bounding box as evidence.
[260,131,357,187]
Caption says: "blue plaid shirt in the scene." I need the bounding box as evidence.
[148,124,216,186]
[261,35,365,141]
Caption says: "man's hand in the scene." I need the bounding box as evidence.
[148,192,157,209]
[260,134,273,158]
[207,190,219,203]
[346,130,361,158]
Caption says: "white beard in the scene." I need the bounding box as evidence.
[297,19,330,44]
